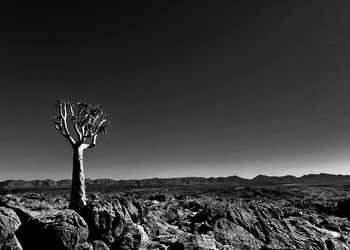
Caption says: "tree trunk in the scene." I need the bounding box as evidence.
[69,146,86,210]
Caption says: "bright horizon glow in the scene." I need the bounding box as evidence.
[2,158,350,181]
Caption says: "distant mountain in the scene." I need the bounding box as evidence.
[1,173,350,190]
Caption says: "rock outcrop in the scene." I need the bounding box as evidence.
[0,207,22,250]
[111,223,149,250]
[18,209,89,250]
[79,200,133,244]
[2,192,350,250]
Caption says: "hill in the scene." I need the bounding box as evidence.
[2,173,350,191]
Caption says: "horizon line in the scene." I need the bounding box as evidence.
[1,172,348,183]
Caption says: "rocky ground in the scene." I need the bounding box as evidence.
[2,186,350,249]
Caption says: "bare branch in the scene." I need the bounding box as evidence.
[58,101,67,119]
[68,102,74,116]
[52,100,109,147]
[69,102,83,141]
[52,101,75,146]
[87,134,98,149]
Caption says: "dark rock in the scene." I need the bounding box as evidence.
[335,199,350,218]
[0,207,22,250]
[19,209,89,250]
[197,222,213,234]
[182,200,202,212]
[90,194,99,200]
[111,223,149,250]
[192,203,228,223]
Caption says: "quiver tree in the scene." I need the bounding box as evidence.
[51,100,108,210]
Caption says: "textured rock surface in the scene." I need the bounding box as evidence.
[111,223,149,250]
[3,192,350,249]
[213,218,263,249]
[0,206,22,250]
[91,240,110,250]
[169,233,217,250]
[79,199,134,244]
[18,209,89,250]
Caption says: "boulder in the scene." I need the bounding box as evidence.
[1,234,22,250]
[335,199,350,218]
[18,209,89,250]
[0,207,22,250]
[79,200,132,244]
[142,210,183,242]
[169,233,217,250]
[119,197,143,223]
[162,209,179,223]
[92,240,110,250]
[111,223,149,250]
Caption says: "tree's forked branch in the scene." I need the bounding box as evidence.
[52,101,75,146]
[83,134,98,149]
[52,100,109,148]
[68,102,83,141]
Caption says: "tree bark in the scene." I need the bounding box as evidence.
[69,146,86,210]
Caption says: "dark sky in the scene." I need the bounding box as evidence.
[2,1,350,180]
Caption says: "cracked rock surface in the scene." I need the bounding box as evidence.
[1,191,350,249]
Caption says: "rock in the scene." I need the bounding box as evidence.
[4,203,40,223]
[80,200,132,244]
[182,200,202,212]
[169,233,217,250]
[149,194,172,202]
[1,234,22,250]
[335,199,350,218]
[213,218,263,249]
[111,223,149,250]
[320,216,350,232]
[142,210,183,240]
[18,209,89,250]
[0,207,22,250]
[325,238,349,250]
[90,194,99,200]
[119,197,142,223]
[147,242,167,250]
[76,242,93,250]
[192,203,228,223]
[92,240,110,250]
[3,192,350,250]
[162,209,179,223]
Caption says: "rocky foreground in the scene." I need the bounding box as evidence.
[1,192,350,250]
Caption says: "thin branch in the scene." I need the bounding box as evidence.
[54,102,75,146]
[87,134,98,149]
[69,102,83,141]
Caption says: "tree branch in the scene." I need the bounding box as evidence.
[52,100,109,148]
[87,134,98,149]
[68,102,83,141]
[55,101,75,146]
[81,134,97,150]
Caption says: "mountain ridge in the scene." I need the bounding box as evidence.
[2,173,350,190]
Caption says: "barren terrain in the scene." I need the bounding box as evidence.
[2,174,350,249]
